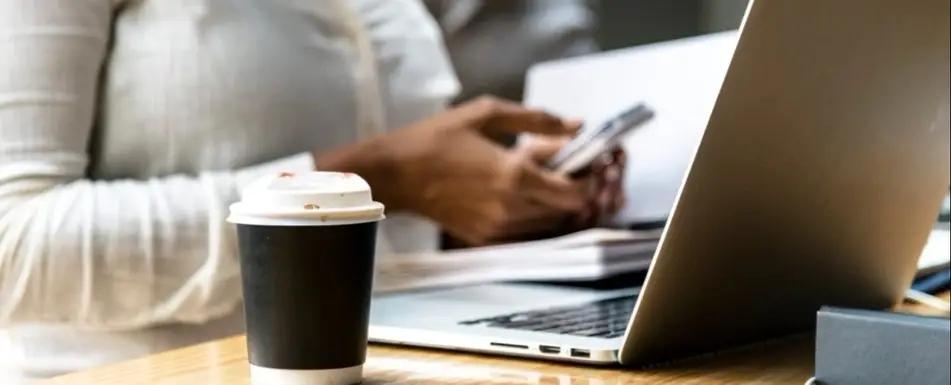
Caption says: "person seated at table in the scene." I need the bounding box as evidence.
[0,0,625,382]
[426,0,605,249]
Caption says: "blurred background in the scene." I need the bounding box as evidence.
[597,0,747,49]
[433,0,750,104]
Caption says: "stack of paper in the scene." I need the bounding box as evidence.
[374,228,661,293]
[373,226,947,294]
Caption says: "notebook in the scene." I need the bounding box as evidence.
[813,307,950,385]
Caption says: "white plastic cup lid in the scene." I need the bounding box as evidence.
[227,171,385,226]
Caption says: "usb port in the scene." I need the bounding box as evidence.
[570,348,591,358]
[539,345,561,354]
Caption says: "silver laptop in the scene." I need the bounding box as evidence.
[369,0,950,367]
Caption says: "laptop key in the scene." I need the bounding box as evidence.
[577,328,611,337]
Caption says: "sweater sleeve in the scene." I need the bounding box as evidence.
[0,0,315,329]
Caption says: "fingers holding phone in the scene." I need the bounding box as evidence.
[536,102,652,227]
[522,131,630,230]
[546,103,653,175]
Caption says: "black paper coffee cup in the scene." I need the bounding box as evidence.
[228,172,385,385]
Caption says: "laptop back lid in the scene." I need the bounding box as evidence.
[622,0,950,367]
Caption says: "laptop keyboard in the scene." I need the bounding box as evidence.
[459,295,637,339]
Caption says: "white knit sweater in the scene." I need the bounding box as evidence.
[0,0,459,382]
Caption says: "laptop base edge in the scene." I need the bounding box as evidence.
[369,325,620,365]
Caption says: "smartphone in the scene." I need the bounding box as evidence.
[547,103,655,175]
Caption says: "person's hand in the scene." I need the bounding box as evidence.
[515,139,627,239]
[578,146,627,228]
[379,96,588,246]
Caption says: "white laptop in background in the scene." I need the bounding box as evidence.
[524,30,739,225]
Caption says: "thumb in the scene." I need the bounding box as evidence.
[522,136,571,164]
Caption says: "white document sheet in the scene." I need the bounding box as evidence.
[918,229,951,275]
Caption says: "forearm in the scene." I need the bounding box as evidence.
[0,154,315,329]
[316,135,408,212]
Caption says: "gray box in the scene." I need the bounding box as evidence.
[814,307,950,385]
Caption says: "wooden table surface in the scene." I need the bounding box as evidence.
[38,294,949,385]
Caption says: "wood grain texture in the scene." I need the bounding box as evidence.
[38,294,948,385]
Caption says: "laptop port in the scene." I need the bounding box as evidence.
[570,348,591,358]
[539,345,561,355]
[490,342,528,350]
